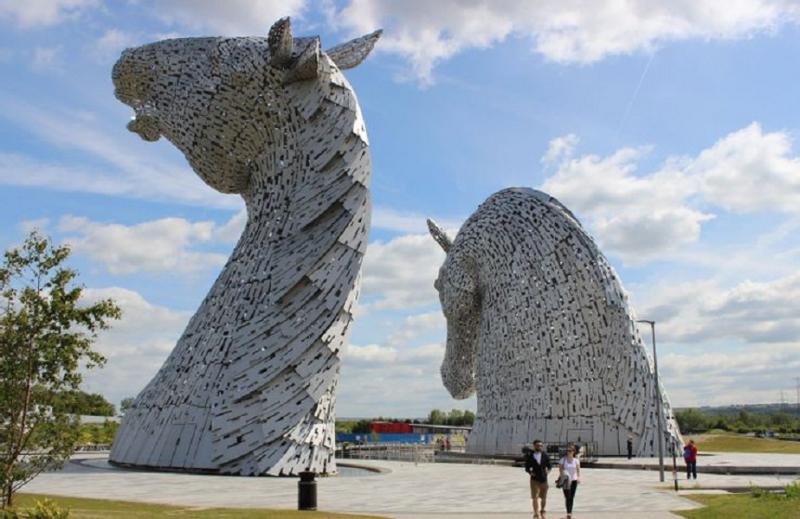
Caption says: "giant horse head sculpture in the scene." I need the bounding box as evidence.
[427,188,682,457]
[109,19,380,476]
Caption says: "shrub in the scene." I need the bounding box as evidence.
[20,499,69,519]
[785,481,800,499]
[749,484,770,498]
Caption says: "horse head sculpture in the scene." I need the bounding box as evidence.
[110,18,380,476]
[428,188,682,457]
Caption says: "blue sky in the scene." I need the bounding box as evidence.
[1,1,800,416]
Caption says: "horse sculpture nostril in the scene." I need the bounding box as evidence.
[127,115,161,142]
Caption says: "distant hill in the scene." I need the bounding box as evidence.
[676,403,800,416]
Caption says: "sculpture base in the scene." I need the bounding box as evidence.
[467,417,679,457]
[106,458,338,476]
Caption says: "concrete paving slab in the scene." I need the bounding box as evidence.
[21,454,800,518]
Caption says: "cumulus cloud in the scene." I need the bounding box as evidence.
[361,232,446,310]
[660,343,800,407]
[343,343,398,365]
[92,29,138,62]
[542,133,579,165]
[637,273,800,345]
[335,0,800,84]
[0,0,98,28]
[150,0,307,36]
[372,206,461,234]
[693,123,800,213]
[0,98,242,210]
[79,287,191,406]
[58,214,240,275]
[542,144,712,262]
[541,123,800,263]
[30,46,61,72]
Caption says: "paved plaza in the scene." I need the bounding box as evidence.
[22,453,800,518]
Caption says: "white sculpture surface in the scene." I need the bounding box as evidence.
[428,188,682,456]
[109,18,380,476]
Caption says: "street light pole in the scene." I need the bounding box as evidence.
[637,319,665,483]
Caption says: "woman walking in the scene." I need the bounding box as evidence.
[558,444,581,518]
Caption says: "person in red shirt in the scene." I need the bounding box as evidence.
[683,439,698,479]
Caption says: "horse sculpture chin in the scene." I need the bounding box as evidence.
[109,18,380,476]
[428,188,683,457]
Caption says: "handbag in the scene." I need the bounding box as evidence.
[555,472,570,489]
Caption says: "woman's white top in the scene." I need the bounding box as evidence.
[560,457,580,482]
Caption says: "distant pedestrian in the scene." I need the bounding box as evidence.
[524,439,551,519]
[627,435,634,460]
[444,436,451,451]
[558,444,581,518]
[683,439,698,479]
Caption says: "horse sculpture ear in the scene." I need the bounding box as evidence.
[268,17,293,67]
[427,218,452,253]
[284,37,321,84]
[268,17,321,84]
[326,30,382,70]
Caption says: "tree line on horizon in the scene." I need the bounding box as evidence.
[676,408,800,434]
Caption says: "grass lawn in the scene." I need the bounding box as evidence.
[13,494,388,518]
[675,494,800,519]
[692,433,800,454]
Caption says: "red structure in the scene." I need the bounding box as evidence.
[369,421,413,434]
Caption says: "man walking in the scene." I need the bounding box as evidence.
[524,439,551,518]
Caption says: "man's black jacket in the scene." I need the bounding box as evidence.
[524,450,551,482]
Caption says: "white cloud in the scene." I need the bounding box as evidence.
[79,287,191,407]
[336,0,800,84]
[343,343,398,365]
[31,46,61,72]
[212,209,247,243]
[372,206,460,234]
[0,0,98,28]
[660,343,800,407]
[541,123,800,263]
[541,144,712,262]
[19,217,50,234]
[338,307,451,417]
[637,273,800,345]
[542,133,579,165]
[151,0,307,36]
[693,122,800,213]
[361,232,446,310]
[58,214,239,275]
[386,311,445,347]
[0,97,242,210]
[92,29,137,62]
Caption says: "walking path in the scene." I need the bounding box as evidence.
[591,452,800,475]
[22,453,799,518]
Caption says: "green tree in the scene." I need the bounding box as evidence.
[446,409,464,425]
[119,397,135,416]
[32,388,116,416]
[675,408,710,433]
[427,409,446,425]
[0,231,120,508]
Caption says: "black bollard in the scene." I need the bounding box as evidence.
[298,471,317,511]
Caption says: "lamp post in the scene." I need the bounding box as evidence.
[636,319,665,483]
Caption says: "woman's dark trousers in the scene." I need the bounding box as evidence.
[686,461,697,479]
[563,481,578,514]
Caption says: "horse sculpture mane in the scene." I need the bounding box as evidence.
[428,188,682,456]
[109,18,380,476]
